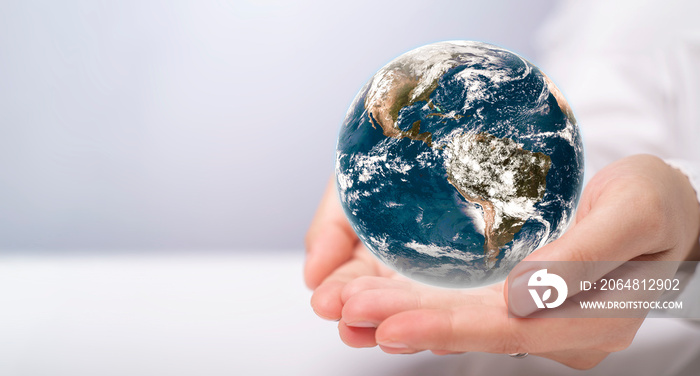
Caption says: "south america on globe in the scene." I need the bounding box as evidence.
[336,41,584,288]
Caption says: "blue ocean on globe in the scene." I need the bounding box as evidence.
[336,41,584,288]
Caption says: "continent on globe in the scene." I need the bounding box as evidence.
[444,132,551,267]
[336,41,584,288]
[365,57,464,147]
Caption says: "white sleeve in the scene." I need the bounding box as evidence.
[534,0,700,181]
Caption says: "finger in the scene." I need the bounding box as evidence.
[310,246,378,321]
[338,320,377,348]
[342,289,420,328]
[528,199,665,263]
[340,276,413,304]
[342,287,493,328]
[304,176,358,289]
[375,305,641,355]
[375,306,512,353]
[342,276,502,306]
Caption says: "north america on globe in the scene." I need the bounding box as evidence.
[336,41,584,288]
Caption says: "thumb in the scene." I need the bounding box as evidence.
[304,176,358,289]
[507,187,669,316]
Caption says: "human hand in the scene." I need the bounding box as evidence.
[319,155,700,369]
[305,176,367,290]
[304,176,400,323]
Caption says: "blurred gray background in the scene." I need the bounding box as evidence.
[0,0,555,252]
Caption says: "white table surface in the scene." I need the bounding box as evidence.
[1,251,699,376]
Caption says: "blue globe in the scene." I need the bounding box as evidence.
[335,41,584,288]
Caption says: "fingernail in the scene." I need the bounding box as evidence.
[378,341,409,349]
[312,309,340,321]
[347,321,377,328]
[508,273,538,317]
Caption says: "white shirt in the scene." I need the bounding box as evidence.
[535,0,700,197]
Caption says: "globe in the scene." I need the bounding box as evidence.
[335,41,584,288]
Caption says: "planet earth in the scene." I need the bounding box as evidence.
[335,41,584,288]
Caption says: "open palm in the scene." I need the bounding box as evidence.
[307,155,700,369]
